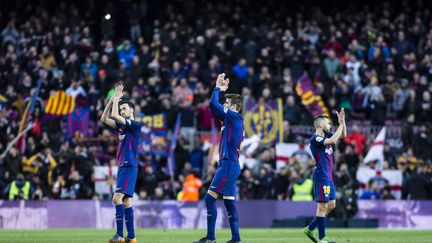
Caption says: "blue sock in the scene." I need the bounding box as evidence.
[125,207,135,239]
[317,216,326,239]
[224,199,240,241]
[115,204,125,237]
[308,217,317,231]
[205,194,217,240]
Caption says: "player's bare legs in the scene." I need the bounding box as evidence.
[208,190,220,199]
[109,192,125,243]
[123,197,137,243]
[326,200,336,216]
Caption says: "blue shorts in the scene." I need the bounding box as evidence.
[116,167,138,197]
[209,159,241,197]
[313,180,336,203]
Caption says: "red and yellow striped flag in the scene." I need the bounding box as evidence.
[45,91,75,115]
[295,73,331,119]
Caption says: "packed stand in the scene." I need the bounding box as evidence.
[0,0,431,211]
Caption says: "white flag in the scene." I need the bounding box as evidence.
[364,127,386,168]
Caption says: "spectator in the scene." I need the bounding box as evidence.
[3,147,21,184]
[66,80,87,98]
[359,181,381,200]
[238,169,255,200]
[178,170,202,201]
[273,167,290,200]
[344,124,366,157]
[323,49,340,80]
[402,166,431,200]
[118,40,136,69]
[254,167,272,199]
[283,95,301,125]
[401,114,415,150]
[232,58,248,82]
[290,169,313,201]
[81,56,98,81]
[381,188,395,200]
[65,170,93,199]
[417,90,432,123]
[393,79,411,118]
[1,20,19,46]
[412,124,432,163]
[342,144,360,177]
[3,173,34,200]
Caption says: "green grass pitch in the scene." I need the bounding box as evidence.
[2,228,431,243]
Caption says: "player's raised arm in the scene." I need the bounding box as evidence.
[111,84,127,125]
[100,97,116,128]
[341,110,347,139]
[323,108,346,145]
[209,73,239,120]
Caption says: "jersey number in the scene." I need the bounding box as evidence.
[323,185,330,197]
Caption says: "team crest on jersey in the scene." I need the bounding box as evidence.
[325,146,333,155]
[315,136,323,142]
[224,107,228,113]
[118,127,125,141]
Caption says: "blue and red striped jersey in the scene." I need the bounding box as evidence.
[115,119,141,167]
[209,87,244,161]
[310,132,335,181]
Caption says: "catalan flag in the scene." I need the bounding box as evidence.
[295,73,330,119]
[17,79,42,153]
[45,90,75,115]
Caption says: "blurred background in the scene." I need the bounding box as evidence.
[0,0,431,230]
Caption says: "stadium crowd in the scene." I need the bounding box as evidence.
[0,0,432,215]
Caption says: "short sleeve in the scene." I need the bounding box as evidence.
[310,135,326,146]
[115,121,123,130]
[125,119,141,131]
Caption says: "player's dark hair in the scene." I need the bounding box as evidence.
[313,115,328,128]
[119,99,135,110]
[225,93,243,112]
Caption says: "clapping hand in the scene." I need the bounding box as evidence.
[335,108,345,125]
[113,84,124,99]
[216,73,229,92]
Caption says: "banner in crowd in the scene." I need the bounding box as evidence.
[295,73,330,119]
[93,166,118,196]
[243,98,283,144]
[1,200,432,229]
[135,113,168,156]
[66,108,90,140]
[356,167,403,199]
[45,90,75,116]
[275,143,313,171]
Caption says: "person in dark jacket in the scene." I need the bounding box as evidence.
[403,165,431,200]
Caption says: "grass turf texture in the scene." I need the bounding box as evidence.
[1,228,431,243]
